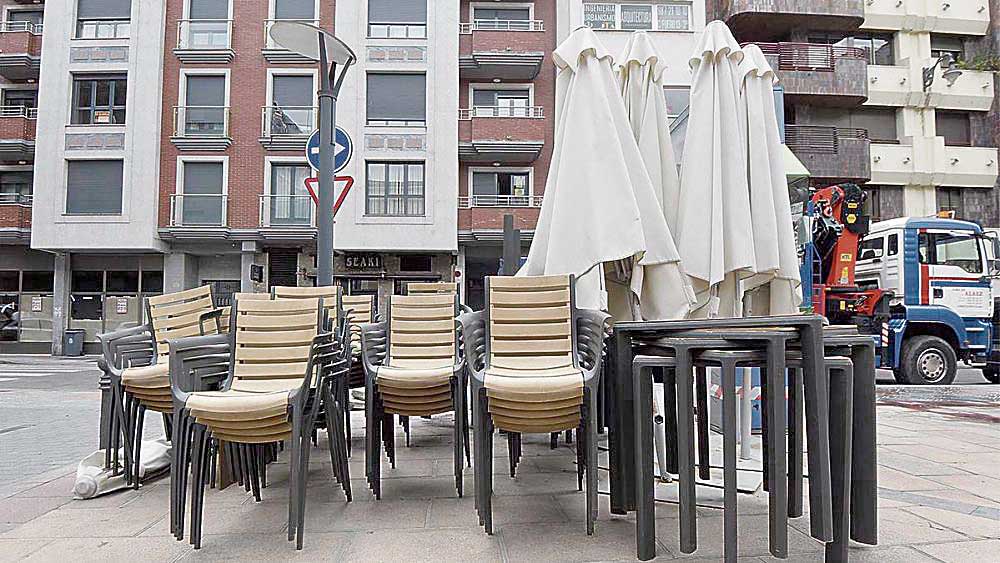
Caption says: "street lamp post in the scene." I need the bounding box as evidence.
[269,22,356,286]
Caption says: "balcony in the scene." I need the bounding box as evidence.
[174,19,234,63]
[459,20,547,81]
[258,194,316,242]
[170,106,231,151]
[755,43,868,105]
[459,194,543,208]
[0,106,35,162]
[162,193,230,240]
[863,0,990,35]
[785,125,871,182]
[458,106,545,163]
[259,106,317,151]
[0,22,41,82]
[262,19,319,63]
[866,65,995,110]
[870,140,999,188]
[715,0,864,39]
[0,193,31,242]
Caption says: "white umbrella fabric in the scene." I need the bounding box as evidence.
[739,44,802,315]
[616,31,682,233]
[674,21,755,318]
[519,27,693,321]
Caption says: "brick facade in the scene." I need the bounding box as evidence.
[0,114,35,141]
[0,29,41,59]
[0,200,31,229]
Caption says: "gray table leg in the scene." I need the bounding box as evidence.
[634,365,656,561]
[850,345,878,545]
[787,367,804,518]
[611,329,632,515]
[801,325,834,541]
[766,342,788,558]
[676,348,697,554]
[826,362,854,563]
[695,366,710,481]
[722,359,738,563]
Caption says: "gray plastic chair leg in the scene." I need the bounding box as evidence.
[721,357,738,563]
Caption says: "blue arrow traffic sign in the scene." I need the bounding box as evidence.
[306,127,353,173]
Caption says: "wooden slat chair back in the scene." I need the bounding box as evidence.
[217,293,271,332]
[228,297,322,393]
[272,285,341,328]
[407,281,458,295]
[147,285,217,359]
[484,274,581,433]
[377,291,459,417]
[342,294,375,353]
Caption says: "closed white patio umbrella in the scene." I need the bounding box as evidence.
[675,21,754,318]
[520,27,693,321]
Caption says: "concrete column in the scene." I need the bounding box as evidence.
[240,241,260,293]
[905,184,937,216]
[51,252,70,355]
[163,251,197,294]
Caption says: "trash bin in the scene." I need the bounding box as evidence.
[63,329,85,356]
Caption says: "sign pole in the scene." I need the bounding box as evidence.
[316,35,336,287]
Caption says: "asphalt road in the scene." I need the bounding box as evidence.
[875,365,998,385]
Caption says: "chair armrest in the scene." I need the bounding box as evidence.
[576,309,612,383]
[457,310,486,382]
[168,333,232,404]
[359,321,388,378]
[198,309,224,335]
[98,323,155,375]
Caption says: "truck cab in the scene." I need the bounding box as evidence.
[856,218,995,384]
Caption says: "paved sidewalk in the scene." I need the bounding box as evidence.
[1,398,998,562]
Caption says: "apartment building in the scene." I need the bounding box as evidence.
[712,1,999,225]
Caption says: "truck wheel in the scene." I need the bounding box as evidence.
[901,336,957,385]
[983,367,1000,384]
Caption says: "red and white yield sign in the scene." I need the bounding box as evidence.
[304,176,354,218]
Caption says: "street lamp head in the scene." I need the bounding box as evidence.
[942,66,963,87]
[268,21,356,66]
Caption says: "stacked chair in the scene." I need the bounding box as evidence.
[359,289,467,498]
[168,295,349,550]
[98,285,222,487]
[342,293,376,452]
[458,274,610,535]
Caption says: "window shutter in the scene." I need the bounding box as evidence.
[182,162,223,194]
[472,172,498,196]
[472,90,496,106]
[366,74,426,121]
[272,75,313,107]
[274,0,315,20]
[77,0,132,19]
[188,0,228,19]
[66,160,124,215]
[368,0,426,23]
[185,75,226,106]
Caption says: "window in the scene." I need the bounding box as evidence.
[76,0,131,39]
[851,108,897,144]
[21,272,53,292]
[858,237,883,261]
[0,171,31,198]
[180,161,225,225]
[471,88,531,117]
[9,10,43,26]
[141,271,164,293]
[106,271,139,293]
[366,161,425,216]
[182,74,227,136]
[472,7,531,30]
[918,232,982,274]
[471,170,530,205]
[887,234,899,257]
[71,75,127,125]
[273,0,315,19]
[936,111,971,147]
[269,74,314,135]
[583,3,691,32]
[937,186,964,216]
[182,0,231,49]
[399,255,433,272]
[369,0,426,38]
[931,34,965,62]
[71,271,103,320]
[2,89,37,110]
[663,86,689,118]
[366,73,426,126]
[862,187,881,222]
[269,163,312,225]
[65,160,123,215]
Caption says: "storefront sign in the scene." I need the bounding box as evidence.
[31,296,42,312]
[116,297,128,315]
[583,3,615,29]
[345,253,383,271]
[620,4,653,30]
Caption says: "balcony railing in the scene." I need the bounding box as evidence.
[459,194,543,208]
[260,105,317,137]
[169,193,227,227]
[785,125,869,154]
[76,19,130,40]
[459,106,544,120]
[754,42,867,72]
[0,21,41,34]
[368,22,426,38]
[176,19,233,50]
[0,106,37,119]
[172,106,230,137]
[259,194,315,227]
[263,19,319,49]
[459,19,544,33]
[0,193,31,205]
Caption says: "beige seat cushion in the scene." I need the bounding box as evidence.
[375,364,455,388]
[121,363,170,388]
[229,378,303,394]
[186,389,291,418]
